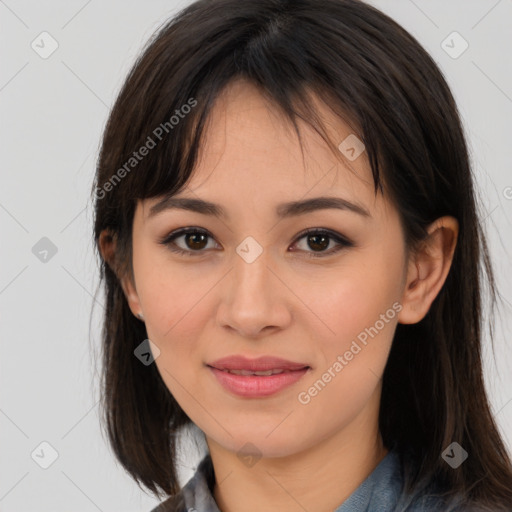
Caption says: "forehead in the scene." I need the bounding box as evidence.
[141,78,385,220]
[194,79,372,192]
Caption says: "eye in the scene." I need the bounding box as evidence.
[158,227,354,258]
[158,227,218,256]
[290,228,354,258]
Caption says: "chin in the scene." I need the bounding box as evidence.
[215,431,304,461]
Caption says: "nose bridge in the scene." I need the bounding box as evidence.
[232,236,275,305]
[217,236,288,336]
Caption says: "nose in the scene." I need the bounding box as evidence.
[216,245,292,339]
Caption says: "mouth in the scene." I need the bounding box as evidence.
[210,368,307,376]
[206,355,311,397]
[207,354,311,373]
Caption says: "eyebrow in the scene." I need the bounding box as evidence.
[148,195,371,220]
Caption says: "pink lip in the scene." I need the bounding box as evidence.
[208,355,310,372]
[207,355,310,398]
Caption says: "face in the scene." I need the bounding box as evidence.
[123,79,410,459]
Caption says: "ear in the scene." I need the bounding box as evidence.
[397,216,459,325]
[98,229,143,321]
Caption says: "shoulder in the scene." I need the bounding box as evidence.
[340,448,478,512]
[149,492,186,512]
[148,453,217,512]
[391,454,494,512]
[399,493,501,512]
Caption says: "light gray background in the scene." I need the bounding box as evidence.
[1,1,511,511]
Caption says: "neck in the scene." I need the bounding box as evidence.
[207,402,388,512]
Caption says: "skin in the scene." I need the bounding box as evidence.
[100,78,458,512]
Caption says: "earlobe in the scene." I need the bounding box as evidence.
[119,274,143,320]
[397,216,459,325]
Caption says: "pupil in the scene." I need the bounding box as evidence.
[309,234,328,251]
[187,233,207,250]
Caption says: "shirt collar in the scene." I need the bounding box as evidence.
[151,450,451,512]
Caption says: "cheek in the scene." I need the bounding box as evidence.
[140,265,211,398]
[136,249,216,339]
[302,262,401,345]
[294,250,404,397]
[296,270,400,421]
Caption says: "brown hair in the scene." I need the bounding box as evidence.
[91,0,512,509]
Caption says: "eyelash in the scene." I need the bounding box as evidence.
[158,227,354,259]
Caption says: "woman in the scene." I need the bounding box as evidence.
[92,0,512,510]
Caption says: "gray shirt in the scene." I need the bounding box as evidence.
[150,449,477,511]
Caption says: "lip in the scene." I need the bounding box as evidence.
[207,355,311,398]
[208,355,310,372]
